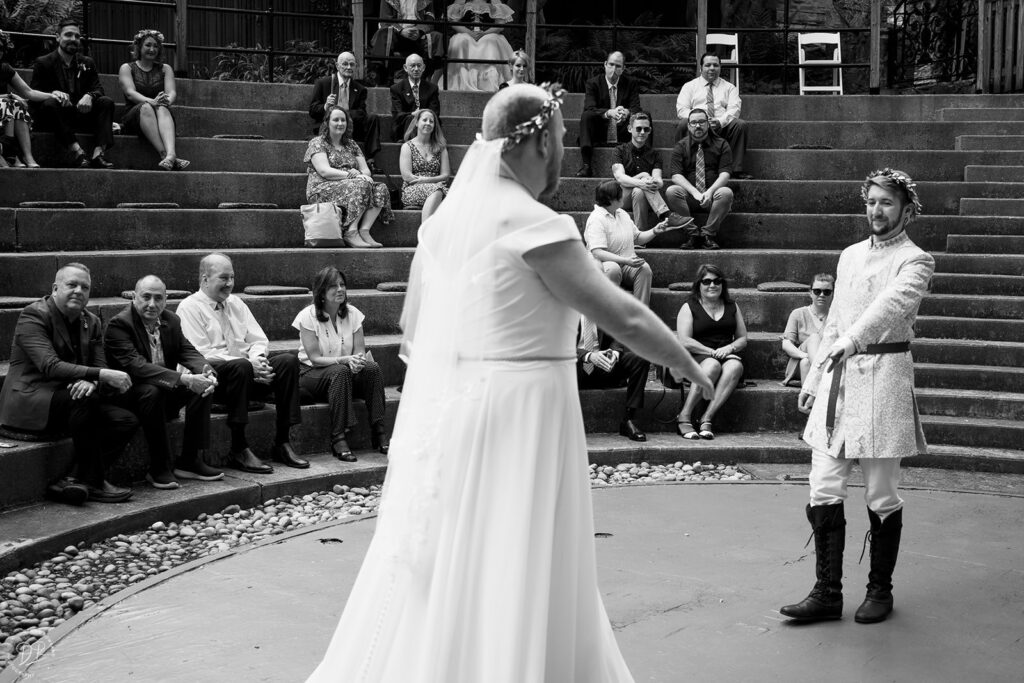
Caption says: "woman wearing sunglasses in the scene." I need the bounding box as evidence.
[781,273,835,387]
[675,263,747,439]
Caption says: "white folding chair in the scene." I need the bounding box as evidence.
[705,32,739,88]
[798,32,843,95]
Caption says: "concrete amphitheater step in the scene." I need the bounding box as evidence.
[963,165,1024,182]
[4,172,1019,213]
[931,272,1024,296]
[8,208,1024,254]
[921,414,1024,450]
[940,107,1024,121]
[946,234,1024,253]
[956,134,1024,150]
[916,387,1024,421]
[959,198,1024,216]
[914,363,1024,393]
[909,338,1024,368]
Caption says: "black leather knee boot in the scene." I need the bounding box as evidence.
[855,507,902,624]
[780,502,846,621]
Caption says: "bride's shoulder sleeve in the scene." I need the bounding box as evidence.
[504,213,581,259]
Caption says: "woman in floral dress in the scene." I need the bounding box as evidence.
[400,108,450,222]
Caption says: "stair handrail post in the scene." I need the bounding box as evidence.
[525,0,537,83]
[697,0,708,56]
[977,0,989,93]
[870,0,881,93]
[353,0,365,79]
[174,0,188,78]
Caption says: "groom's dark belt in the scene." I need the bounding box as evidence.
[825,341,911,446]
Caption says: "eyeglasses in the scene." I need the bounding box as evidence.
[700,277,723,286]
[811,288,833,296]
[688,120,709,127]
[633,126,651,132]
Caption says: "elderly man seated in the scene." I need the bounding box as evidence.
[309,51,382,168]
[176,253,306,473]
[0,263,136,504]
[584,180,689,306]
[105,275,224,489]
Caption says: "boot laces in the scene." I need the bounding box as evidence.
[858,529,872,564]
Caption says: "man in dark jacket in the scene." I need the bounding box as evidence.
[0,263,136,504]
[389,53,441,141]
[105,275,224,489]
[29,20,115,168]
[309,51,382,165]
[576,51,641,178]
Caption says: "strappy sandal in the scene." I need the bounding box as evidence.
[158,157,174,171]
[698,421,715,440]
[677,422,701,440]
[173,157,190,170]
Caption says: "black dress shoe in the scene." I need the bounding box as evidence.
[575,164,593,178]
[70,153,89,168]
[86,480,133,503]
[90,153,114,169]
[46,477,89,505]
[702,237,721,250]
[331,437,357,462]
[371,427,390,455]
[271,443,309,469]
[228,447,274,474]
[619,419,647,442]
[680,235,703,250]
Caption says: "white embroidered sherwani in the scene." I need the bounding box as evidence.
[803,230,935,460]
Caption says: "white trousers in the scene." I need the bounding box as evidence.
[809,449,903,519]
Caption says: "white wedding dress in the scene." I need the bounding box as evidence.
[445,1,515,92]
[306,139,634,682]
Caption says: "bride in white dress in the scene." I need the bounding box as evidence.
[305,84,713,683]
[445,0,515,91]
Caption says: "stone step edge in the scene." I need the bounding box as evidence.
[1,432,1021,577]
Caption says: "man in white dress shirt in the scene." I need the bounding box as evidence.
[176,253,307,473]
[675,52,750,179]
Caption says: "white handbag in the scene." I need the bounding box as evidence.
[300,202,344,247]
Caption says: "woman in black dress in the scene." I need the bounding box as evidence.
[674,263,747,439]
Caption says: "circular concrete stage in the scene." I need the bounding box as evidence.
[8,483,1023,682]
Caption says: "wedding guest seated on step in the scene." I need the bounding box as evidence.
[611,111,692,234]
[305,106,394,249]
[0,263,137,505]
[293,266,389,463]
[176,253,306,474]
[309,51,382,171]
[665,108,734,251]
[30,20,115,168]
[780,273,834,387]
[1,29,59,168]
[104,275,225,490]
[584,180,689,307]
[390,53,441,142]
[674,52,750,179]
[444,0,515,92]
[118,29,189,171]
[400,108,450,222]
[674,263,747,441]
[576,312,651,443]
[575,51,641,178]
[498,49,530,89]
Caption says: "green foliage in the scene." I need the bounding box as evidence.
[5,0,80,33]
[210,40,335,84]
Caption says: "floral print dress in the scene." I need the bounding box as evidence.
[304,137,393,228]
[400,140,449,208]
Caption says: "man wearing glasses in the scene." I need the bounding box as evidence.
[576,51,640,178]
[610,111,692,233]
[675,52,750,179]
[665,108,734,250]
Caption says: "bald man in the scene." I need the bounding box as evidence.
[576,51,641,178]
[0,263,136,504]
[390,53,441,141]
[309,51,382,164]
[176,253,306,473]
[105,275,224,489]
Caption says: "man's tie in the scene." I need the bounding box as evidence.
[606,84,618,143]
[705,82,715,118]
[580,316,600,375]
[215,302,241,358]
[339,80,349,110]
[411,81,420,110]
[695,144,707,192]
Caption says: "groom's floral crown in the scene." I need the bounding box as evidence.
[862,168,922,221]
[502,82,566,152]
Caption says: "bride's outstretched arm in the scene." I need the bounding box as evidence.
[526,239,713,395]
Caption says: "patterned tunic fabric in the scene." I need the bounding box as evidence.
[802,231,935,460]
[304,137,394,228]
[120,61,173,135]
[401,141,449,208]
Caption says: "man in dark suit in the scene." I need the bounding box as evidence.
[389,53,441,141]
[576,314,650,442]
[370,0,444,84]
[0,264,137,504]
[29,20,115,168]
[309,51,383,166]
[104,275,225,490]
[576,51,641,178]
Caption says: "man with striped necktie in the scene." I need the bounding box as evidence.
[665,108,734,250]
[675,52,750,179]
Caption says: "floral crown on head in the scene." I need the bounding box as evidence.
[862,167,922,220]
[134,29,164,44]
[501,82,565,152]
